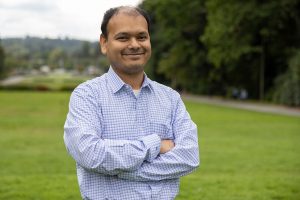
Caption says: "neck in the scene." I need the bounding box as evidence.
[113,69,144,90]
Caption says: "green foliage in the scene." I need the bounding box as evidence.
[0,42,5,78]
[48,48,66,69]
[202,0,300,99]
[1,36,106,73]
[0,92,299,199]
[140,0,300,103]
[141,0,210,92]
[272,50,300,106]
[202,0,258,67]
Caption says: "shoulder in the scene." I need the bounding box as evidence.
[71,75,106,100]
[150,80,181,101]
[74,73,107,93]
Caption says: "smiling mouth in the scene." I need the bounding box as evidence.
[122,53,144,56]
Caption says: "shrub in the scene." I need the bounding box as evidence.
[272,50,300,106]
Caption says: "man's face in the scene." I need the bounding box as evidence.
[100,12,151,75]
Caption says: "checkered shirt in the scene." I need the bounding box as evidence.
[64,67,199,200]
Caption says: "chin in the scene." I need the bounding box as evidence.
[125,64,145,74]
[112,61,146,75]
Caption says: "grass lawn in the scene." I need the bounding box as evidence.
[0,91,299,200]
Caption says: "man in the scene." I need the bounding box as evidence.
[64,6,199,200]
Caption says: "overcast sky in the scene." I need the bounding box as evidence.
[0,0,142,41]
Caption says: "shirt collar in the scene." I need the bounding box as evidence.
[106,66,153,94]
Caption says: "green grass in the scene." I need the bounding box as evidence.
[0,91,299,200]
[179,101,300,200]
[0,91,80,199]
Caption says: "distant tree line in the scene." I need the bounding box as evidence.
[0,36,108,76]
[140,0,300,106]
[0,41,4,79]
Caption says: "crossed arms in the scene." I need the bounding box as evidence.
[64,87,199,181]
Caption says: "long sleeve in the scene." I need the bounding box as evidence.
[118,95,200,181]
[63,85,161,176]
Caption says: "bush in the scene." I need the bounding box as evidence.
[0,74,89,92]
[272,50,300,106]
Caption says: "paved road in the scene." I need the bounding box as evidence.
[183,94,300,117]
[0,76,24,86]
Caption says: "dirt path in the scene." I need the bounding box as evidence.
[183,94,300,117]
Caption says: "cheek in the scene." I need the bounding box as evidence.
[106,46,120,57]
[109,44,126,55]
[146,44,151,57]
[145,43,151,55]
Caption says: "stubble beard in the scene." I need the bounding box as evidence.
[113,62,145,76]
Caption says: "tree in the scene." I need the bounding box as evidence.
[140,0,300,102]
[48,48,67,69]
[202,0,300,99]
[0,41,5,78]
[272,50,300,106]
[141,0,210,93]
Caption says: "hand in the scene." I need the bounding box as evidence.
[160,140,175,154]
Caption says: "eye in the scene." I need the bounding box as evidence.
[137,35,148,41]
[116,36,128,42]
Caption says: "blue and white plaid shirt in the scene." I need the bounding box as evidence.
[64,67,199,200]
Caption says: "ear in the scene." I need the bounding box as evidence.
[99,34,107,55]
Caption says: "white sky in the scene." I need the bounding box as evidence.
[0,0,142,41]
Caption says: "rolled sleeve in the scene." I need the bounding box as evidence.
[141,134,161,162]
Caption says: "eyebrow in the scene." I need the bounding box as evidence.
[114,31,149,37]
[137,32,149,36]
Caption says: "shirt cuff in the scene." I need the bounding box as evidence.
[141,134,161,162]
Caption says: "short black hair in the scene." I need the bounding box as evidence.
[100,6,151,38]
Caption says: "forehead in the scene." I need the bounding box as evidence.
[107,12,149,36]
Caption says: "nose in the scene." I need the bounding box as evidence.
[128,38,140,49]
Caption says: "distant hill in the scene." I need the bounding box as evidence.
[0,36,107,74]
[1,36,99,57]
